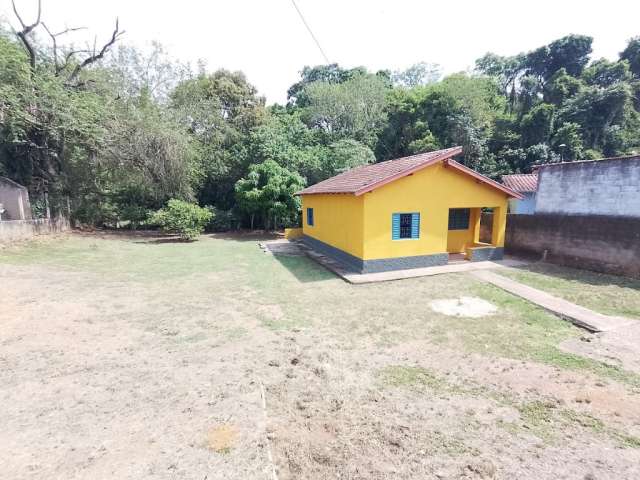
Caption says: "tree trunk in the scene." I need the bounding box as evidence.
[44,192,51,219]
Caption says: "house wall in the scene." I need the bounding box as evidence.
[535,157,640,217]
[361,162,509,260]
[508,192,536,215]
[301,193,364,259]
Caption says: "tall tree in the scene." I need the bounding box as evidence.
[391,62,441,87]
[300,74,389,148]
[170,70,267,208]
[235,160,304,229]
[2,0,123,212]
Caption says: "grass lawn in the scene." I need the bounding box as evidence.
[2,232,640,479]
[499,262,640,318]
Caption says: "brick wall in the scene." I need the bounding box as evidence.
[502,213,640,278]
[535,157,640,217]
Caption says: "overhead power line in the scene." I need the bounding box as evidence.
[290,0,330,64]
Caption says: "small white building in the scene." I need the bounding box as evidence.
[502,174,538,215]
[534,155,640,217]
[0,177,32,220]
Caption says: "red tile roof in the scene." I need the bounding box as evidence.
[501,174,538,193]
[296,146,522,198]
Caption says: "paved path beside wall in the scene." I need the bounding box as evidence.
[470,269,638,333]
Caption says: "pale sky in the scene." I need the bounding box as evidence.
[1,0,639,104]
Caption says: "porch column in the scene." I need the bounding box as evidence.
[471,208,481,244]
[491,206,507,247]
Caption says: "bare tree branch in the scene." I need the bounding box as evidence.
[67,18,124,84]
[12,0,42,72]
[64,48,92,65]
[42,22,87,74]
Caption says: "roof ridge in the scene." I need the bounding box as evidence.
[296,146,464,196]
[294,146,520,199]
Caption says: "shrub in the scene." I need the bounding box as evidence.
[149,199,213,241]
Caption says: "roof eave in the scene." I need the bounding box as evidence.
[445,160,524,199]
[295,190,356,196]
[353,146,463,196]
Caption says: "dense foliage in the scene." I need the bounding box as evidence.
[1,13,639,230]
[149,199,213,240]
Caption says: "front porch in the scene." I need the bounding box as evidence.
[446,207,505,263]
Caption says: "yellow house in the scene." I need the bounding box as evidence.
[296,146,522,273]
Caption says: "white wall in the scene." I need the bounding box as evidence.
[509,192,536,215]
[535,157,640,217]
[0,179,32,220]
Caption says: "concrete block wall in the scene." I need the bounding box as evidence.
[504,213,640,278]
[535,157,640,217]
[0,217,69,243]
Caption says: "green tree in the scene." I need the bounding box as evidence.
[621,37,640,77]
[326,139,375,173]
[543,68,583,105]
[520,103,555,147]
[241,110,325,183]
[525,35,593,80]
[300,74,389,148]
[170,70,267,208]
[582,59,631,87]
[552,122,584,160]
[287,64,371,106]
[391,62,441,87]
[234,160,305,229]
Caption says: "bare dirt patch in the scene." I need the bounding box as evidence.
[560,323,640,375]
[2,234,640,479]
[207,424,240,453]
[430,297,498,318]
[262,333,640,479]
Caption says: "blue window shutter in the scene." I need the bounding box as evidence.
[392,213,400,240]
[411,213,420,239]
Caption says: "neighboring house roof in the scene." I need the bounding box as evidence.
[0,176,28,191]
[296,146,522,198]
[501,173,538,193]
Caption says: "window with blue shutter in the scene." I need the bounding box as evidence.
[411,213,420,238]
[307,208,314,226]
[392,213,401,239]
[448,208,470,230]
[392,212,420,240]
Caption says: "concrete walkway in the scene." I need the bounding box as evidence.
[342,259,529,284]
[470,269,638,333]
[291,239,528,284]
[262,239,529,284]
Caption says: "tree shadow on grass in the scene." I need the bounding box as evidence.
[136,237,192,245]
[510,261,640,291]
[208,231,281,243]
